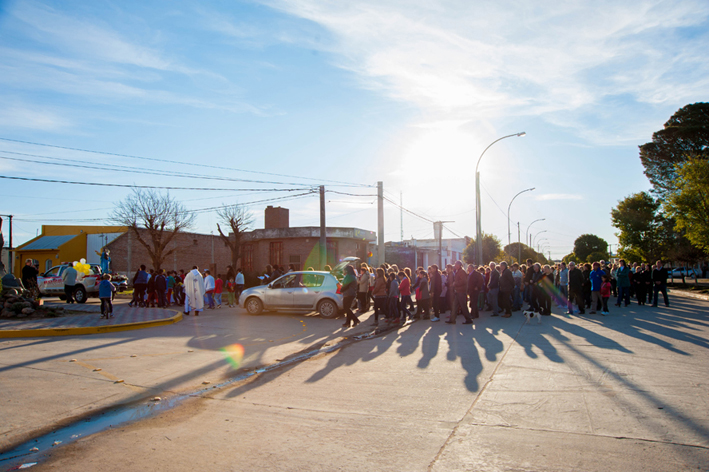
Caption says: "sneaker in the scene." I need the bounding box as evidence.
[601,311,609,315]
[431,317,440,322]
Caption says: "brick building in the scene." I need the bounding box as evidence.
[106,229,231,276]
[239,206,377,274]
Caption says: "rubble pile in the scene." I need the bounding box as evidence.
[1,293,63,319]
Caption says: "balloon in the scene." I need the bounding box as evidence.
[80,258,86,264]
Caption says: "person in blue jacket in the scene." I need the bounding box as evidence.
[589,262,605,314]
[99,274,117,318]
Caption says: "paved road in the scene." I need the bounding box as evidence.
[3,294,709,471]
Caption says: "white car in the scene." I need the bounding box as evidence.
[669,268,697,278]
[239,271,344,318]
[38,264,102,303]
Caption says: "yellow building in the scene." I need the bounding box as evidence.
[14,225,127,277]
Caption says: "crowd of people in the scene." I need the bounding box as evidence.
[335,258,674,328]
[127,264,245,316]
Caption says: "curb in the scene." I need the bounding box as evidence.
[0,312,183,338]
[672,289,709,302]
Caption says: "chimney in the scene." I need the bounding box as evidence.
[265,206,289,229]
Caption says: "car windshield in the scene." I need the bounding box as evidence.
[44,267,61,277]
[330,258,359,280]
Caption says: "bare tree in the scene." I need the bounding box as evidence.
[111,189,195,271]
[216,204,253,270]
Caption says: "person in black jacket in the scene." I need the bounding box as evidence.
[429,265,442,318]
[582,263,592,309]
[498,261,515,318]
[651,260,669,307]
[634,265,648,305]
[466,264,484,319]
[567,261,585,314]
[155,269,167,308]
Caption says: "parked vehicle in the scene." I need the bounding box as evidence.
[239,271,343,318]
[669,268,698,278]
[37,264,102,303]
[330,256,360,281]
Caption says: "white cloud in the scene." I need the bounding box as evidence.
[535,194,584,201]
[260,0,709,142]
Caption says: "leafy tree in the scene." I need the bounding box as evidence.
[562,253,578,264]
[639,102,709,197]
[665,158,709,252]
[573,234,608,262]
[216,204,254,270]
[111,189,195,271]
[611,192,672,263]
[464,232,504,265]
[503,242,538,263]
[586,251,609,263]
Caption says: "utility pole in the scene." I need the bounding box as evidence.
[377,181,384,266]
[320,185,326,269]
[400,191,403,242]
[8,214,12,275]
[433,221,454,268]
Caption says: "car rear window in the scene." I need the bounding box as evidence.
[301,274,324,287]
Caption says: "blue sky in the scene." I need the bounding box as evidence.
[1,0,708,259]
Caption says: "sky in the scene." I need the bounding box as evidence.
[1,0,708,259]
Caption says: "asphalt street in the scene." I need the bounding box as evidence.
[2,294,709,471]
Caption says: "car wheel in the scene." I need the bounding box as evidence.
[318,299,338,319]
[74,286,88,304]
[245,297,263,315]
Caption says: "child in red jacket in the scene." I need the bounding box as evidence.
[600,275,612,315]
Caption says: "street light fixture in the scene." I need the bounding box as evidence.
[508,187,535,247]
[526,218,545,248]
[537,239,549,252]
[475,132,526,265]
[533,230,548,247]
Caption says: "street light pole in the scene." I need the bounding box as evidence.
[537,239,548,252]
[533,230,548,248]
[508,187,535,247]
[526,218,545,249]
[475,132,526,265]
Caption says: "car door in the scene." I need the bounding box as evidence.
[264,274,296,309]
[292,274,325,309]
[39,266,63,295]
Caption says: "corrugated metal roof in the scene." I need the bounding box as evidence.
[20,235,77,250]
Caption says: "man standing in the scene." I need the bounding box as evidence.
[235,268,245,306]
[523,258,534,307]
[558,262,569,306]
[487,261,501,316]
[589,262,605,314]
[466,263,484,319]
[184,266,205,316]
[204,269,215,309]
[498,261,515,318]
[567,262,585,314]
[446,261,473,325]
[652,260,670,307]
[430,264,442,319]
[61,263,78,304]
[21,259,39,295]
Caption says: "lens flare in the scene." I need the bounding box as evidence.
[219,344,245,369]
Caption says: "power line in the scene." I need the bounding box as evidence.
[326,190,378,197]
[0,150,316,187]
[382,196,435,224]
[0,137,373,188]
[0,175,311,192]
[480,182,509,218]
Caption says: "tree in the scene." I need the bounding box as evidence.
[639,103,709,197]
[586,251,609,263]
[111,189,195,271]
[216,204,254,270]
[665,158,709,252]
[562,253,578,264]
[611,192,672,263]
[463,232,504,265]
[503,242,548,264]
[573,234,608,262]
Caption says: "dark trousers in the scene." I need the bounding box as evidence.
[357,291,370,312]
[653,284,669,306]
[469,290,480,318]
[432,291,441,315]
[417,298,431,318]
[500,290,512,315]
[134,283,147,306]
[450,291,472,323]
[100,297,113,315]
[602,297,609,312]
[568,288,585,313]
[617,286,630,306]
[635,285,646,305]
[342,295,358,325]
[64,284,75,303]
[157,290,167,307]
[373,296,386,321]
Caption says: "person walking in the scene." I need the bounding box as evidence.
[446,261,473,325]
[499,261,515,318]
[652,260,670,307]
[183,266,205,316]
[341,265,360,328]
[487,262,501,316]
[615,260,631,307]
[61,263,78,304]
[98,274,116,318]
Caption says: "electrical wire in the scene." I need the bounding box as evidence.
[0,150,316,188]
[382,196,435,223]
[0,175,311,192]
[0,137,373,188]
[326,190,378,197]
[480,182,509,218]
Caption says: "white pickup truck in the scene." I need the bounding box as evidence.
[37,264,103,303]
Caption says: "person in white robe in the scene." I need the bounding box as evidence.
[183,266,205,316]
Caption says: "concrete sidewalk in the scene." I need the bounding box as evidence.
[0,301,182,337]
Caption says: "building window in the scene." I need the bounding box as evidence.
[269,242,283,267]
[45,259,52,272]
[289,255,301,271]
[242,244,253,272]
